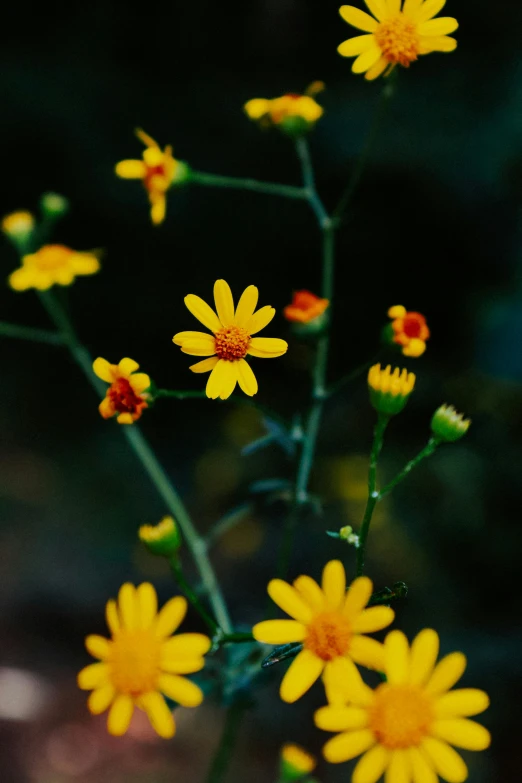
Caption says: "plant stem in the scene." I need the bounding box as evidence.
[0,320,64,346]
[220,632,255,644]
[356,413,389,576]
[206,702,246,783]
[205,503,253,547]
[169,556,218,634]
[379,438,439,499]
[191,171,307,201]
[295,137,329,227]
[36,290,233,635]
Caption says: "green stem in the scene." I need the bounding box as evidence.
[295,137,329,227]
[191,171,307,201]
[0,320,64,346]
[169,556,218,634]
[206,703,246,783]
[220,632,255,644]
[36,290,233,635]
[356,413,389,576]
[379,438,439,499]
[205,503,253,547]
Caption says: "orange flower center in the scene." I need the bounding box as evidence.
[144,163,167,193]
[375,15,419,67]
[402,313,425,338]
[108,378,146,415]
[369,684,433,748]
[108,630,161,696]
[304,612,352,661]
[32,244,72,270]
[214,325,250,361]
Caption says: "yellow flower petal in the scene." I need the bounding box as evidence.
[352,606,394,634]
[155,596,187,637]
[190,356,219,374]
[386,0,401,14]
[161,632,211,658]
[173,330,212,345]
[93,357,116,383]
[350,635,385,671]
[409,747,438,783]
[252,619,307,644]
[352,47,382,74]
[338,34,376,57]
[280,649,325,703]
[402,0,426,18]
[315,705,369,732]
[77,662,109,690]
[339,5,379,32]
[425,652,466,695]
[217,361,239,399]
[139,691,175,738]
[106,599,120,634]
[244,98,271,120]
[418,17,458,36]
[435,688,490,718]
[268,579,313,623]
[421,738,468,783]
[409,628,439,686]
[364,57,390,79]
[206,359,238,400]
[323,729,375,764]
[161,657,206,674]
[8,267,32,291]
[70,253,101,275]
[118,358,139,377]
[364,0,387,21]
[213,279,235,327]
[87,684,116,715]
[415,0,447,23]
[117,412,135,424]
[431,719,491,750]
[107,694,134,736]
[181,337,218,356]
[385,630,410,685]
[118,583,138,629]
[85,635,111,660]
[158,674,204,707]
[99,396,114,419]
[184,293,222,333]
[245,305,276,335]
[130,373,151,393]
[344,576,373,618]
[136,583,157,629]
[353,745,390,783]
[115,159,147,179]
[248,337,288,358]
[323,656,367,705]
[150,196,166,225]
[322,560,346,609]
[293,575,325,612]
[136,128,159,148]
[386,749,411,783]
[143,146,164,167]
[234,285,259,327]
[237,359,258,396]
[418,35,457,53]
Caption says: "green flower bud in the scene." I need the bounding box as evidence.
[139,515,181,556]
[368,363,416,417]
[40,192,69,218]
[431,404,470,442]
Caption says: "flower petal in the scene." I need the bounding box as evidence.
[418,17,458,35]
[234,285,259,326]
[115,160,147,179]
[161,633,211,659]
[431,719,491,750]
[293,575,325,612]
[322,560,346,609]
[237,359,258,396]
[323,656,368,705]
[364,0,387,21]
[323,730,375,764]
[386,0,401,13]
[245,305,276,335]
[268,579,314,623]
[180,336,218,356]
[385,630,410,685]
[93,357,116,383]
[87,684,116,714]
[139,691,175,738]
[418,35,457,53]
[315,705,369,732]
[339,5,379,32]
[85,635,111,660]
[386,749,411,783]
[350,635,386,671]
[157,674,204,707]
[136,583,158,629]
[353,745,390,783]
[105,599,120,634]
[214,279,236,327]
[248,336,288,357]
[414,0,447,23]
[161,657,206,674]
[107,694,134,736]
[77,662,109,690]
[118,358,139,376]
[184,294,222,333]
[425,652,466,696]
[352,47,382,74]
[173,330,212,345]
[280,649,324,703]
[252,619,307,644]
[69,253,100,275]
[434,689,490,718]
[344,576,373,618]
[155,596,187,637]
[421,738,468,783]
[338,34,376,57]
[190,356,219,374]
[206,359,237,399]
[409,747,438,783]
[409,629,439,686]
[118,583,138,629]
[130,373,151,393]
[352,606,394,634]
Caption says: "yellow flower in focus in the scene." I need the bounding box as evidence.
[173,279,288,400]
[281,743,317,781]
[115,129,188,225]
[253,561,394,704]
[8,244,100,291]
[337,0,459,81]
[315,628,490,783]
[93,357,151,424]
[78,583,211,738]
[368,363,415,416]
[245,82,324,135]
[1,210,34,239]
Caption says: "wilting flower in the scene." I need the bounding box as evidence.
[284,290,329,324]
[1,210,35,241]
[338,0,459,81]
[368,364,415,416]
[253,561,394,704]
[8,244,100,291]
[93,357,151,424]
[244,82,324,135]
[387,305,430,357]
[173,279,288,400]
[431,404,470,443]
[280,743,317,781]
[115,129,189,225]
[78,583,211,738]
[315,628,490,783]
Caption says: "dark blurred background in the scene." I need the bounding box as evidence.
[0,0,520,780]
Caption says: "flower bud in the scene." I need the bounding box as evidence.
[40,192,69,218]
[339,525,360,546]
[139,515,181,556]
[1,210,35,251]
[431,404,470,442]
[283,290,329,336]
[280,744,316,782]
[368,363,415,416]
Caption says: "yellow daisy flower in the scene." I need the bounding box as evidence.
[8,244,100,292]
[77,583,211,738]
[337,0,459,81]
[315,628,490,783]
[93,357,151,424]
[115,129,188,225]
[252,561,394,704]
[173,279,288,400]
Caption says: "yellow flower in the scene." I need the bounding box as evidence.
[173,279,288,400]
[77,583,211,738]
[337,0,459,81]
[1,210,35,239]
[93,357,151,424]
[245,82,324,135]
[252,561,394,704]
[281,743,317,781]
[8,244,100,291]
[315,629,490,783]
[368,364,415,416]
[115,129,188,225]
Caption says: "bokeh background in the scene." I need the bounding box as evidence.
[0,0,520,780]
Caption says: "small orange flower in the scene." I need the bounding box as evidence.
[284,290,329,324]
[388,305,430,357]
[93,357,151,424]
